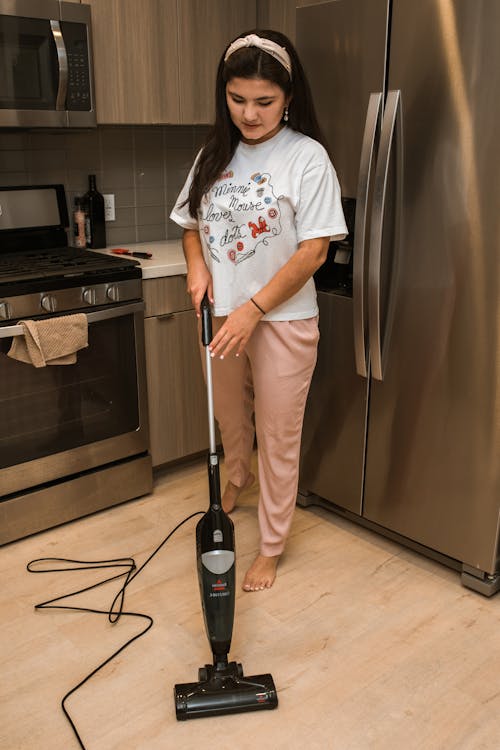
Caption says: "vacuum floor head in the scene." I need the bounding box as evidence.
[174,661,278,720]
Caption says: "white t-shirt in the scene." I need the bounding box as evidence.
[170,126,347,320]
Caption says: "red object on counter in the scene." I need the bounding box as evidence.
[111,248,152,259]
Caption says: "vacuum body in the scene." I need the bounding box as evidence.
[196,500,236,663]
[174,294,278,720]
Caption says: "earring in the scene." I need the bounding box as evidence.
[283,106,289,122]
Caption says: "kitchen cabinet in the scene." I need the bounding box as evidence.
[143,276,210,466]
[87,0,180,124]
[178,0,257,123]
[256,0,296,42]
[88,0,256,124]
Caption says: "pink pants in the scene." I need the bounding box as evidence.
[203,316,319,556]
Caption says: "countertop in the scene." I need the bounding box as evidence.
[93,240,185,279]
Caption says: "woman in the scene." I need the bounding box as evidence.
[170,30,347,592]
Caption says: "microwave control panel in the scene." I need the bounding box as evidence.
[61,21,91,111]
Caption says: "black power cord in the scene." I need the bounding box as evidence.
[27,510,204,750]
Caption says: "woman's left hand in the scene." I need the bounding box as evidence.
[209,301,263,358]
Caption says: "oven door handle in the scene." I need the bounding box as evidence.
[0,301,145,339]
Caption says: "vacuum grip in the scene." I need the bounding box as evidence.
[201,292,212,346]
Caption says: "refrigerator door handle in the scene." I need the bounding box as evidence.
[353,92,383,378]
[369,89,403,381]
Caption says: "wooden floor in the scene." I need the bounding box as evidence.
[2,455,500,750]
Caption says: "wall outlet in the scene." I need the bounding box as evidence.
[103,194,115,222]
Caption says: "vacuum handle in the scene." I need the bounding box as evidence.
[200,292,217,458]
[201,292,212,346]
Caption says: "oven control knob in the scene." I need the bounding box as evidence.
[40,294,57,313]
[0,301,12,320]
[82,287,96,305]
[106,284,120,302]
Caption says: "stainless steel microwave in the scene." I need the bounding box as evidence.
[0,0,96,128]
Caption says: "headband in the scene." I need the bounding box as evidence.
[224,34,292,78]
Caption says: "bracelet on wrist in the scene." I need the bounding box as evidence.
[250,297,266,315]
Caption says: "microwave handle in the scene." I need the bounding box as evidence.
[0,302,145,340]
[50,20,68,111]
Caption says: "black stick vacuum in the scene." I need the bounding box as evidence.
[174,294,278,720]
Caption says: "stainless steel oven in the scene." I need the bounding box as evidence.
[0,0,96,128]
[0,185,152,544]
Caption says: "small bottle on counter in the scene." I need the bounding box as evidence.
[83,174,106,249]
[72,196,87,248]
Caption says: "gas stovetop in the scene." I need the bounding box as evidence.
[0,248,143,322]
[0,183,141,291]
[0,247,142,301]
[0,246,140,284]
[0,184,143,320]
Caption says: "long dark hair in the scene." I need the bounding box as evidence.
[185,29,326,218]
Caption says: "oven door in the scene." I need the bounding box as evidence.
[0,302,149,497]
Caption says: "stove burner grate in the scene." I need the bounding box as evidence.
[0,248,140,282]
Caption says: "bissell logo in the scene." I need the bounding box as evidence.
[212,579,227,592]
[210,579,230,597]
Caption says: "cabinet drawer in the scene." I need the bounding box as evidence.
[143,275,191,317]
[144,310,209,466]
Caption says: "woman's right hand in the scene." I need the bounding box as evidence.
[186,259,213,317]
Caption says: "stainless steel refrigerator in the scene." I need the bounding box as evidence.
[297,0,500,595]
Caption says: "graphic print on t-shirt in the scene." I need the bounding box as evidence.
[200,171,283,264]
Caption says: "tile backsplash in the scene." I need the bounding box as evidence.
[0,125,210,245]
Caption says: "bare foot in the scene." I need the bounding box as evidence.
[242,554,279,591]
[222,472,255,513]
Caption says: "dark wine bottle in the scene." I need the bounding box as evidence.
[83,174,106,249]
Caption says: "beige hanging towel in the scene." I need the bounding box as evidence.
[7,313,88,367]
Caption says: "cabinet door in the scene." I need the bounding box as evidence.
[144,310,209,466]
[178,0,257,123]
[143,275,192,318]
[88,0,179,124]
[257,0,296,41]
